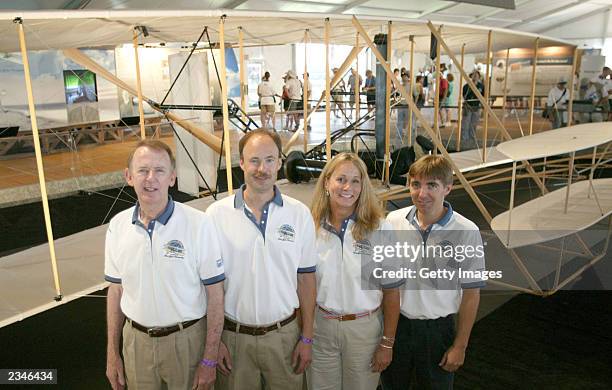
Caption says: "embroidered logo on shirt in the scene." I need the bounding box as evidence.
[163,240,185,259]
[353,239,373,255]
[216,258,224,268]
[277,224,296,242]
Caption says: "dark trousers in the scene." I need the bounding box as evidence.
[380,314,455,390]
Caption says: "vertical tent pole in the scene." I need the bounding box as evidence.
[433,26,442,154]
[456,44,465,151]
[407,36,415,147]
[567,46,578,127]
[502,48,510,119]
[133,28,146,139]
[528,37,539,136]
[355,32,360,152]
[483,30,493,162]
[384,21,392,184]
[325,18,331,162]
[16,18,62,300]
[238,27,247,122]
[219,16,234,194]
[303,29,309,153]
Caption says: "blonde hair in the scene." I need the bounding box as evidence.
[311,153,384,242]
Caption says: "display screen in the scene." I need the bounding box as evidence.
[63,70,98,104]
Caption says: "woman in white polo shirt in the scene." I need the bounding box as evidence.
[308,153,402,390]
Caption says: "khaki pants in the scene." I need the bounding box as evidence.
[122,318,206,390]
[307,308,382,390]
[216,319,303,390]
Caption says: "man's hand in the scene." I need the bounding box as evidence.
[191,365,216,390]
[370,345,393,372]
[439,345,466,372]
[291,340,312,374]
[217,341,233,376]
[106,353,126,390]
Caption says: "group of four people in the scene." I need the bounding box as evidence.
[105,129,485,390]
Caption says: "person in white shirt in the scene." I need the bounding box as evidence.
[347,68,363,119]
[257,71,276,129]
[381,155,485,390]
[308,152,402,390]
[105,140,225,390]
[546,77,569,129]
[209,129,317,390]
[284,70,303,132]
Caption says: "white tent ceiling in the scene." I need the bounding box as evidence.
[0,9,572,55]
[0,0,611,43]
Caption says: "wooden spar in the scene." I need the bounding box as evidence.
[384,21,392,183]
[239,27,247,122]
[133,28,146,139]
[426,21,548,195]
[502,48,510,118]
[456,44,465,151]
[219,16,234,194]
[355,33,361,128]
[352,16,493,223]
[325,18,331,162]
[567,46,578,127]
[62,48,222,153]
[483,30,493,162]
[528,37,539,136]
[303,29,309,153]
[433,26,442,154]
[407,36,415,147]
[16,19,62,299]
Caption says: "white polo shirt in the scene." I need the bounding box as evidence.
[386,202,486,320]
[315,217,404,314]
[104,199,225,327]
[206,185,317,326]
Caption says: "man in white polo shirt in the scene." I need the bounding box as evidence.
[381,155,485,390]
[208,129,316,390]
[104,140,225,390]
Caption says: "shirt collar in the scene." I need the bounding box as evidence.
[233,184,283,209]
[406,201,453,228]
[132,196,175,225]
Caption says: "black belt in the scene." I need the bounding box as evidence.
[224,310,297,336]
[128,317,201,337]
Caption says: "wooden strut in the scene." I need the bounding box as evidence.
[425,21,548,196]
[133,28,146,140]
[567,46,579,127]
[219,16,234,194]
[303,29,309,153]
[384,21,392,184]
[482,30,492,162]
[62,48,223,154]
[16,19,62,299]
[355,32,361,138]
[353,17,493,223]
[324,18,331,162]
[528,38,539,136]
[239,27,247,123]
[433,26,442,154]
[456,44,465,151]
[502,48,510,119]
[407,37,415,147]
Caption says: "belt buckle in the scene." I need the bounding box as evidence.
[339,314,356,321]
[147,327,163,336]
